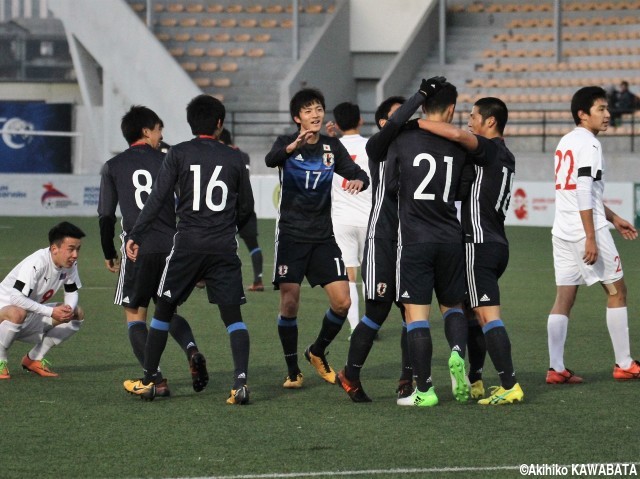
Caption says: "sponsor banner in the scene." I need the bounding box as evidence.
[0,174,100,216]
[0,102,73,173]
[506,181,634,227]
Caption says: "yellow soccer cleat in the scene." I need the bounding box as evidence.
[304,346,336,384]
[123,379,156,401]
[226,385,250,405]
[478,383,524,405]
[283,373,304,389]
[470,379,485,399]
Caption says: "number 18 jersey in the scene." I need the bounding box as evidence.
[552,127,607,242]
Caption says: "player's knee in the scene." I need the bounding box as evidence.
[73,305,85,321]
[331,296,351,317]
[1,306,27,324]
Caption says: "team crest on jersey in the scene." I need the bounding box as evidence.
[322,153,334,167]
[376,282,387,297]
[322,144,331,151]
[278,265,288,276]
[59,272,67,280]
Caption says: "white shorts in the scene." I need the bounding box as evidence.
[552,228,623,286]
[333,223,367,267]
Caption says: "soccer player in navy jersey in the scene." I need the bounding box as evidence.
[336,80,444,402]
[123,95,254,404]
[98,105,203,397]
[385,82,470,407]
[417,97,524,405]
[265,88,369,388]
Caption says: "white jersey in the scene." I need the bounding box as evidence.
[0,247,82,311]
[552,127,607,242]
[331,134,372,227]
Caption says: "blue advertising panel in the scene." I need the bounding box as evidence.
[0,102,72,172]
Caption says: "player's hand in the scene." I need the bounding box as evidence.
[325,121,341,138]
[582,237,598,265]
[343,179,364,194]
[104,256,120,273]
[612,216,638,240]
[51,304,73,322]
[419,76,447,98]
[286,129,315,153]
[125,239,139,262]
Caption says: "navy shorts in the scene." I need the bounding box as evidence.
[273,236,348,289]
[158,249,246,306]
[465,242,509,308]
[116,252,168,309]
[362,236,397,302]
[398,242,466,306]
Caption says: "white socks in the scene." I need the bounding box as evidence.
[28,320,83,361]
[606,307,632,369]
[0,321,22,361]
[347,282,360,331]
[547,314,569,371]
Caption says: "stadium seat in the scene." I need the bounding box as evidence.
[188,47,205,57]
[207,47,225,57]
[174,33,191,42]
[221,62,239,72]
[200,18,217,27]
[245,5,264,13]
[234,33,252,42]
[180,62,197,72]
[207,4,224,13]
[199,62,218,72]
[265,5,284,13]
[160,18,178,27]
[194,33,211,42]
[253,33,271,42]
[281,19,293,28]
[220,18,238,28]
[167,3,184,13]
[213,77,232,87]
[153,3,164,12]
[194,77,212,87]
[213,33,231,42]
[186,4,204,13]
[169,47,185,57]
[226,48,245,57]
[260,19,278,28]
[131,3,144,12]
[247,48,265,57]
[240,19,258,28]
[155,33,170,42]
[179,18,197,27]
[305,4,324,13]
[226,4,243,13]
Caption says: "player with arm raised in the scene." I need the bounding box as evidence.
[98,105,204,397]
[336,78,446,402]
[266,88,369,389]
[417,97,524,405]
[547,86,639,384]
[123,95,254,404]
[0,222,85,379]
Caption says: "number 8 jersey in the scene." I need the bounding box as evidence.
[552,126,607,241]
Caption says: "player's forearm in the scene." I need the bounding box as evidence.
[417,120,479,151]
[579,209,596,239]
[63,290,79,310]
[98,215,118,259]
[9,289,54,317]
[265,140,289,167]
[604,205,618,224]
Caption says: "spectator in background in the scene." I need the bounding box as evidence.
[219,128,264,292]
[610,81,640,127]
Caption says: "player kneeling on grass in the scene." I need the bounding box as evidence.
[0,222,85,379]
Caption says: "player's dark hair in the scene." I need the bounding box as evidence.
[474,97,509,135]
[333,102,360,131]
[186,94,226,136]
[219,128,233,145]
[289,88,325,126]
[422,82,458,115]
[571,86,607,125]
[48,221,85,246]
[120,105,163,146]
[374,96,405,130]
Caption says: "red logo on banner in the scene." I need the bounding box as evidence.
[513,188,528,220]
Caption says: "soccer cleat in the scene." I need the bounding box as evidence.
[283,373,304,389]
[478,383,524,405]
[247,280,264,292]
[396,380,414,399]
[155,378,171,397]
[448,350,469,402]
[0,360,10,380]
[470,379,485,399]
[304,346,336,384]
[337,370,372,403]
[396,387,438,407]
[123,379,156,401]
[21,355,58,377]
[189,352,209,392]
[546,368,583,384]
[226,385,250,405]
[613,360,640,381]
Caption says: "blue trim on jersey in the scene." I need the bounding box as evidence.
[250,247,262,256]
[407,320,430,332]
[278,315,298,327]
[361,315,381,331]
[443,308,464,320]
[402,321,407,329]
[127,320,146,329]
[482,319,505,334]
[150,318,170,331]
[326,309,346,325]
[227,322,248,334]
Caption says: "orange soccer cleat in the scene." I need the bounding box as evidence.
[21,355,59,377]
[546,368,583,384]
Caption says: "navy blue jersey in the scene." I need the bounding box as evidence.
[366,92,424,241]
[129,137,254,254]
[265,133,369,242]
[388,128,467,245]
[463,136,515,245]
[98,144,176,258]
